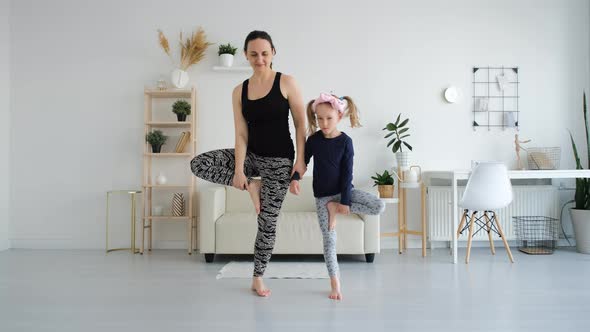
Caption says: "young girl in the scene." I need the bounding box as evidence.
[290,93,385,301]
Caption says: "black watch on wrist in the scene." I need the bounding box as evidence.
[291,171,301,181]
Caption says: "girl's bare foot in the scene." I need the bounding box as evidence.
[251,277,271,297]
[329,276,342,300]
[247,179,262,214]
[327,201,338,231]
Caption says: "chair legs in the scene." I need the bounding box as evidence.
[456,210,514,263]
[492,212,514,263]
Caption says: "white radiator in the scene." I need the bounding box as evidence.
[427,186,559,241]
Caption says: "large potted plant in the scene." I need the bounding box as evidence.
[383,114,413,168]
[146,130,168,153]
[218,43,238,67]
[172,100,191,122]
[371,170,395,198]
[569,92,590,254]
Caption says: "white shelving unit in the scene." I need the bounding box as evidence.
[142,87,197,255]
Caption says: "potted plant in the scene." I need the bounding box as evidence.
[218,43,238,67]
[372,170,395,198]
[172,100,191,122]
[157,27,213,88]
[383,114,413,168]
[568,92,590,254]
[146,130,168,153]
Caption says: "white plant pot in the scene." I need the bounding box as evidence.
[395,151,411,169]
[171,69,189,88]
[570,208,590,254]
[219,54,234,67]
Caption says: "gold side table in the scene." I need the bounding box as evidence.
[106,190,142,254]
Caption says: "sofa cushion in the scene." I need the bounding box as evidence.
[215,211,365,254]
[226,177,317,213]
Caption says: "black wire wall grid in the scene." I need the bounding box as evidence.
[472,66,519,131]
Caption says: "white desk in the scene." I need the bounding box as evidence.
[429,169,590,263]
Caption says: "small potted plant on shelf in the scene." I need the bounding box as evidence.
[383,114,413,168]
[372,170,395,198]
[146,130,168,153]
[568,92,590,254]
[172,100,191,122]
[218,43,238,67]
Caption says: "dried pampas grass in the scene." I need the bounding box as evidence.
[157,27,213,70]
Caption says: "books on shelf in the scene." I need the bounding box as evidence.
[174,131,191,153]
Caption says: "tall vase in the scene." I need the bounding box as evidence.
[171,69,189,88]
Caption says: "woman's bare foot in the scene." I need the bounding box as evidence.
[327,201,338,231]
[251,277,271,297]
[247,179,262,214]
[329,276,342,300]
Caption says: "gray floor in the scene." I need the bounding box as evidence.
[1,248,589,332]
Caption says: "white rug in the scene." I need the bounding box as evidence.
[216,261,329,279]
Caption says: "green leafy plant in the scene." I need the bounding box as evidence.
[568,92,590,210]
[172,100,191,115]
[371,170,394,186]
[218,43,238,56]
[146,130,168,146]
[383,114,412,153]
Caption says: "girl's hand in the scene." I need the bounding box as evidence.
[289,180,300,195]
[232,172,249,190]
[292,160,307,178]
[337,204,350,215]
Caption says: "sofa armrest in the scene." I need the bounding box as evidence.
[199,186,226,253]
[359,214,380,253]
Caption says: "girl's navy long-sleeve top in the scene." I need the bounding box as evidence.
[303,131,354,206]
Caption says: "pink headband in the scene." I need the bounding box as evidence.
[311,93,347,114]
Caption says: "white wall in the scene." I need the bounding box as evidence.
[0,0,10,250]
[8,0,590,249]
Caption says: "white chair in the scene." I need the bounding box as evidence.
[456,162,515,263]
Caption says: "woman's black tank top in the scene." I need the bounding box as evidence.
[241,72,295,160]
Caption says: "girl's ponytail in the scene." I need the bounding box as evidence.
[341,96,362,128]
[306,99,317,135]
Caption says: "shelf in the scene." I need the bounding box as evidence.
[143,216,192,220]
[146,121,192,127]
[144,88,192,98]
[143,185,191,188]
[212,66,252,72]
[380,198,400,204]
[145,153,192,157]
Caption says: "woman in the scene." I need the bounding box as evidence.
[190,30,307,297]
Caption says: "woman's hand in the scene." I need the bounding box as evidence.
[289,180,300,195]
[292,160,307,179]
[232,172,249,191]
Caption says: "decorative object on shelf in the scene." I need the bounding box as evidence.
[155,172,167,185]
[172,100,191,122]
[156,75,167,90]
[444,86,459,103]
[371,170,395,198]
[472,66,519,130]
[391,165,422,188]
[514,134,531,170]
[218,43,238,67]
[146,130,168,153]
[526,147,561,170]
[172,193,185,216]
[157,27,214,88]
[568,92,590,254]
[152,205,163,216]
[383,114,413,168]
[174,131,191,152]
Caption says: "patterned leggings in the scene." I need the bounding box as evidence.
[315,189,385,277]
[190,149,292,277]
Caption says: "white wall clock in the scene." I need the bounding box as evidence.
[444,86,459,103]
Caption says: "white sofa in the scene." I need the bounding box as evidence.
[199,177,380,263]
